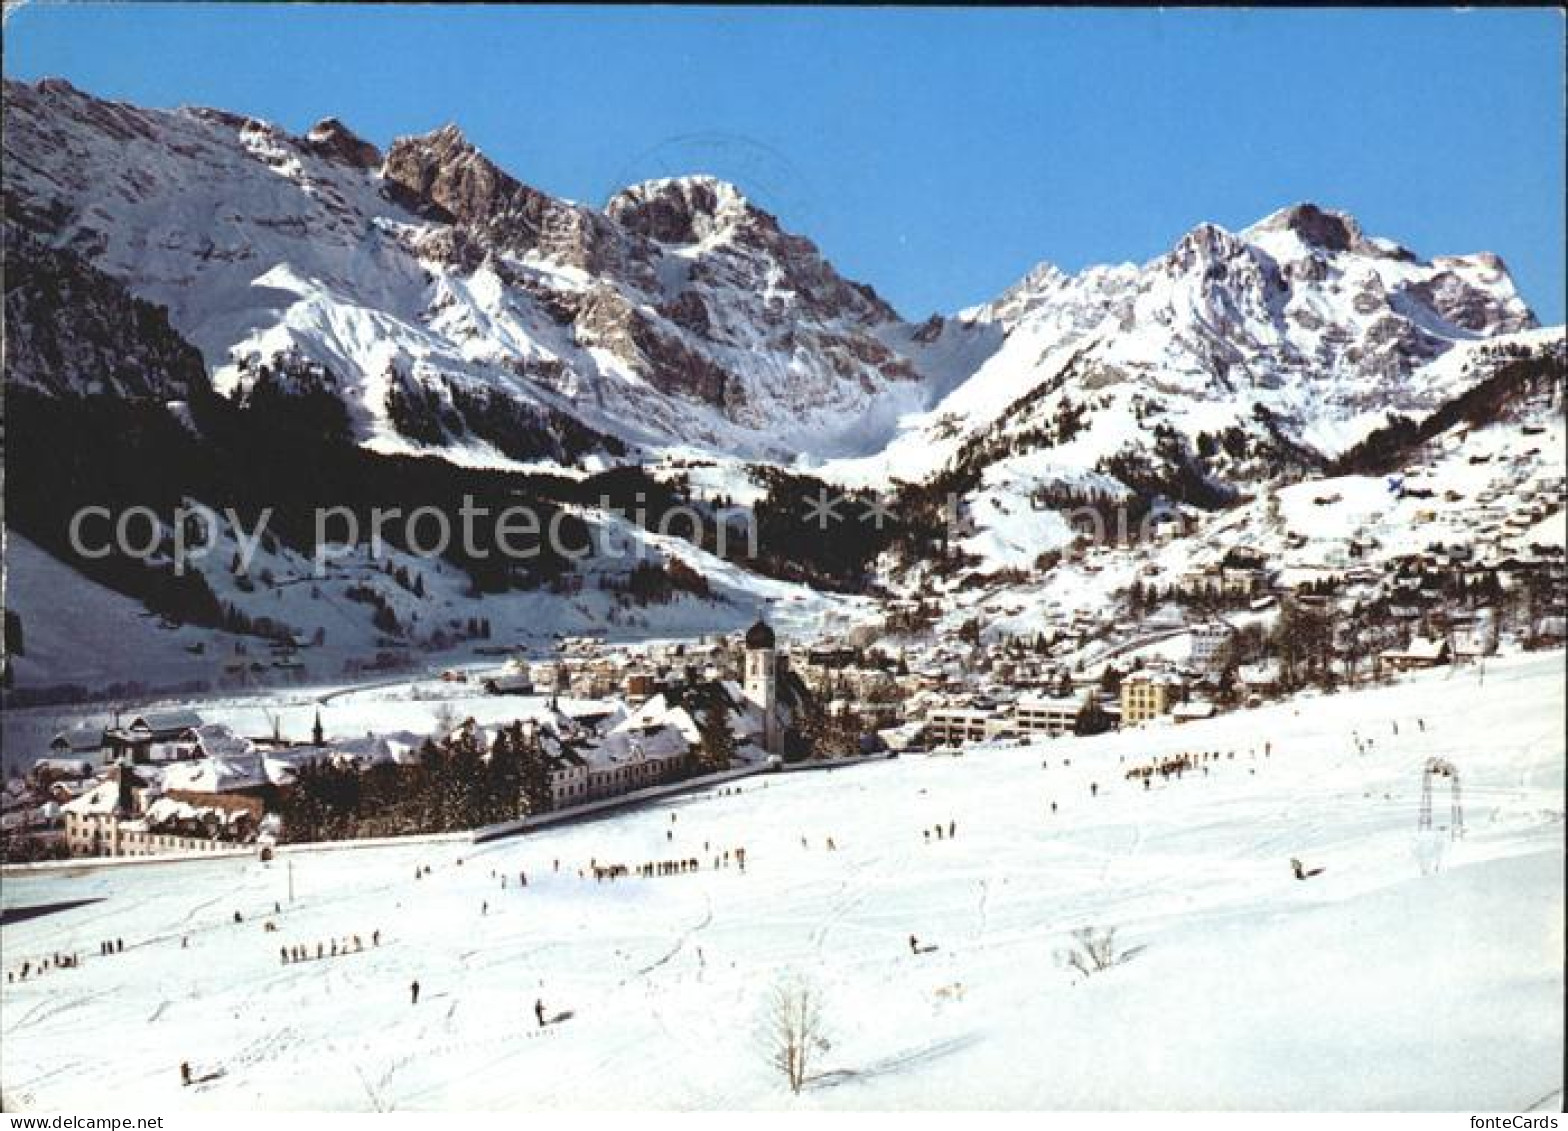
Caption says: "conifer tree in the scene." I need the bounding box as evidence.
[698,697,736,772]
[518,725,555,815]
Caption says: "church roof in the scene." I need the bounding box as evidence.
[744,618,776,650]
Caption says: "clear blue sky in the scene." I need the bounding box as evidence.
[7,5,1565,321]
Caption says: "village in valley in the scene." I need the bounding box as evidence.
[4,438,1564,862]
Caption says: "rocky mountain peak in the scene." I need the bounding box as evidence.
[381,124,533,226]
[1270,202,1364,251]
[1166,221,1252,273]
[32,76,86,98]
[2,77,1552,479]
[379,124,636,276]
[605,175,760,245]
[1241,202,1406,260]
[305,116,381,169]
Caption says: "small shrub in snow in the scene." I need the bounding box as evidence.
[1060,925,1132,977]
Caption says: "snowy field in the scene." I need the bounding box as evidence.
[2,652,1562,1111]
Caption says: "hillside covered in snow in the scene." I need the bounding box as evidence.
[1,652,1561,1109]
[3,78,986,463]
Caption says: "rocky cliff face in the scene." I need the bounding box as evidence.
[2,79,947,463]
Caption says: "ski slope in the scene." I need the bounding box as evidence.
[2,652,1562,1110]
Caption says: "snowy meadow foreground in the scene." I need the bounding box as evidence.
[2,653,1563,1111]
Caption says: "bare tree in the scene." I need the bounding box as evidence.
[431,702,461,739]
[1060,925,1131,976]
[763,973,828,1094]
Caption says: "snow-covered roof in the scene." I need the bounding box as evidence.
[1382,637,1449,661]
[329,730,427,767]
[143,796,248,827]
[1016,694,1085,711]
[50,725,104,753]
[1239,661,1281,685]
[32,756,96,777]
[61,779,122,816]
[161,754,267,794]
[188,722,255,760]
[126,709,205,735]
[582,724,690,770]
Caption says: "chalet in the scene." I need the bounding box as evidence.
[1379,637,1451,673]
[1534,615,1567,646]
[48,725,105,761]
[1172,701,1217,725]
[103,709,205,764]
[876,721,928,753]
[1238,661,1281,702]
[482,672,535,696]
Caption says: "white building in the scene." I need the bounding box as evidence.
[924,706,1001,747]
[1189,622,1236,673]
[1012,694,1086,739]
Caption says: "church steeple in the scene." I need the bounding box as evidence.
[743,612,780,754]
[312,709,325,747]
[114,755,137,819]
[744,616,776,651]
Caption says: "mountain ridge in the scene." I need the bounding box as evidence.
[3,77,1558,507]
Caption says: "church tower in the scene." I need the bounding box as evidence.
[743,616,779,754]
[114,755,137,819]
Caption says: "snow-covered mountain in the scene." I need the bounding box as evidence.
[2,78,979,464]
[6,78,1552,488]
[830,202,1544,487]
[811,201,1557,570]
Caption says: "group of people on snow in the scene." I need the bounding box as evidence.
[279,931,379,964]
[7,951,83,982]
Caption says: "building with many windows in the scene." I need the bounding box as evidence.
[1120,671,1185,727]
[1189,622,1236,673]
[1012,693,1088,738]
[924,705,1003,747]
